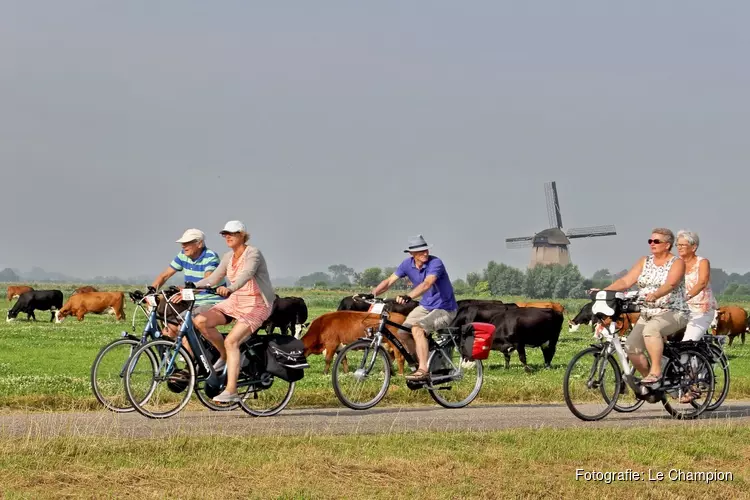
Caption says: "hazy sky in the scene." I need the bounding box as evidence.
[1,1,748,282]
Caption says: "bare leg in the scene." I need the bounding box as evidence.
[193,311,229,361]
[644,336,664,378]
[223,322,255,395]
[411,325,429,373]
[629,352,651,377]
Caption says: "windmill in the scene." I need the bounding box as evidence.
[506,181,616,268]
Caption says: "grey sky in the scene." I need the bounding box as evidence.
[1,1,748,282]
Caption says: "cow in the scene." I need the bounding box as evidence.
[451,299,518,327]
[55,291,126,322]
[711,306,747,346]
[486,307,564,372]
[301,311,408,375]
[72,286,99,295]
[568,302,594,332]
[6,285,33,302]
[6,290,63,322]
[515,301,565,314]
[337,294,420,316]
[262,295,309,336]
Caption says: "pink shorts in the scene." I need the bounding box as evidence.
[209,297,271,331]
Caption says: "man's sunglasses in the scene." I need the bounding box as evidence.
[648,239,667,244]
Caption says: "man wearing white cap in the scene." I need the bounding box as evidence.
[371,234,458,382]
[151,228,225,338]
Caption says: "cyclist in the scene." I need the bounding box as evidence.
[675,230,717,341]
[150,228,225,341]
[194,220,276,403]
[371,234,458,382]
[599,227,689,386]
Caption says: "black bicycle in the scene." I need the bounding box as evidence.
[331,298,484,410]
[124,284,304,419]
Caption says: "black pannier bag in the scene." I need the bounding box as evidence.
[265,334,310,382]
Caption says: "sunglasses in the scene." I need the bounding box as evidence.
[647,239,668,245]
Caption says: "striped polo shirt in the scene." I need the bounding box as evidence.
[170,247,225,306]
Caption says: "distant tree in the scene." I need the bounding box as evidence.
[710,268,730,295]
[735,284,750,296]
[466,272,481,289]
[452,278,470,295]
[358,267,384,287]
[0,268,19,282]
[296,272,332,287]
[474,281,490,297]
[723,283,739,296]
[328,264,354,284]
[592,269,611,281]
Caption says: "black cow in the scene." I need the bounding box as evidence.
[336,294,420,316]
[262,296,309,336]
[568,302,594,332]
[487,307,564,372]
[451,299,517,327]
[7,290,64,322]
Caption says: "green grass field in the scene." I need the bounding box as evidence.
[1,285,748,412]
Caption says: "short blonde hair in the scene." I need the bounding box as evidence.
[651,227,675,250]
[241,232,250,244]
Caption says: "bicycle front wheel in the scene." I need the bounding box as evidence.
[90,338,141,412]
[332,340,391,410]
[563,346,622,421]
[124,339,196,419]
[427,348,484,409]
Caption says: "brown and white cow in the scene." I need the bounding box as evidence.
[6,285,33,302]
[72,286,99,295]
[711,306,747,346]
[515,301,565,314]
[55,291,126,322]
[301,311,408,375]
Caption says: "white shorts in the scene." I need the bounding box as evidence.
[683,310,716,341]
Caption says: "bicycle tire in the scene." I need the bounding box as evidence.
[427,350,484,409]
[331,340,391,410]
[195,381,240,412]
[238,377,295,417]
[606,357,645,413]
[704,347,729,412]
[563,346,621,421]
[124,339,196,419]
[662,349,714,420]
[90,338,142,413]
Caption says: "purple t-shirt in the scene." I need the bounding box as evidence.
[395,255,457,311]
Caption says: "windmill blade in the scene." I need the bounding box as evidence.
[566,225,617,239]
[505,236,534,248]
[545,181,563,229]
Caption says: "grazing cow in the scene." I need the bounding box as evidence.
[55,291,126,322]
[301,311,408,375]
[72,286,99,295]
[451,299,518,327]
[6,290,63,322]
[337,294,420,316]
[6,285,33,302]
[569,302,594,332]
[711,306,747,346]
[487,307,564,372]
[515,301,565,314]
[262,295,309,336]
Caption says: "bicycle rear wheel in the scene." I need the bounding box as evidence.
[331,340,391,410]
[427,347,483,409]
[124,339,196,419]
[90,338,141,412]
[662,349,714,420]
[705,347,729,411]
[238,374,295,417]
[563,346,621,421]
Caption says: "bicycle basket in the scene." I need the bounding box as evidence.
[264,334,309,383]
[459,322,495,361]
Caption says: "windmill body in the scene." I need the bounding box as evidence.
[506,182,616,268]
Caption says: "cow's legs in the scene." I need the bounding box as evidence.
[517,344,532,373]
[29,311,36,321]
[49,311,55,322]
[503,351,511,369]
[541,340,558,369]
[265,322,275,335]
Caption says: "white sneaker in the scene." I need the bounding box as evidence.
[213,358,226,372]
[212,391,239,403]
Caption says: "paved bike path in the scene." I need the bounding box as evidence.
[2,400,750,439]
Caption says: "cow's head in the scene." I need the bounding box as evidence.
[6,310,15,322]
[55,310,65,324]
[294,322,310,339]
[568,320,581,333]
[710,309,722,330]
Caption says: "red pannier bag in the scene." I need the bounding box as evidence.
[459,322,495,361]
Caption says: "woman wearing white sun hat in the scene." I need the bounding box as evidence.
[194,220,275,403]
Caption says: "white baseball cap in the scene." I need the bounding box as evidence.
[220,220,247,235]
[176,228,205,243]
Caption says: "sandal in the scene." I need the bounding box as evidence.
[679,392,699,404]
[405,369,430,381]
[641,373,663,385]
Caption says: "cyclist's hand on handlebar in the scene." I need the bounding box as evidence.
[644,292,658,302]
[216,286,231,297]
[169,293,183,304]
[395,294,412,304]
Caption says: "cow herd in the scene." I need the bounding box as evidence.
[5,285,749,374]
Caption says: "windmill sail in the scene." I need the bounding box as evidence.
[545,181,563,229]
[566,225,617,239]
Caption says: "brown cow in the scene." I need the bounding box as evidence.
[515,301,565,314]
[55,292,126,322]
[711,306,747,346]
[301,311,408,375]
[6,285,33,302]
[72,286,99,295]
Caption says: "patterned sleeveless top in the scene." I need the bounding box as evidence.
[684,256,718,314]
[637,255,689,316]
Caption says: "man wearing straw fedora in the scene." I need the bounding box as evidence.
[371,234,458,381]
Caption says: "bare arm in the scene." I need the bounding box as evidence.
[408,274,437,300]
[687,259,711,299]
[151,267,177,290]
[649,258,686,300]
[604,257,646,292]
[372,274,400,296]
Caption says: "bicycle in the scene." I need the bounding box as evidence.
[123,284,302,419]
[330,297,486,410]
[563,290,715,421]
[90,286,239,412]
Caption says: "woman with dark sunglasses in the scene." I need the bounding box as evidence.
[599,227,689,387]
